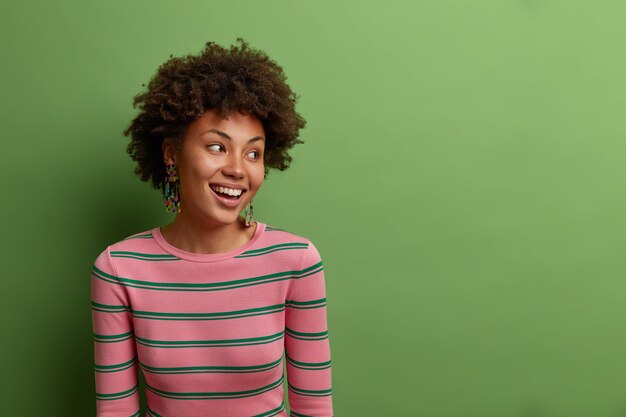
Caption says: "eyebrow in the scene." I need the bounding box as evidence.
[203,128,265,143]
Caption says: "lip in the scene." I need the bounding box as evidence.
[209,182,247,190]
[209,186,245,208]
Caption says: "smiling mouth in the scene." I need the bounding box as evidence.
[209,185,246,201]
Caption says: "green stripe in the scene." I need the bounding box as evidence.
[132,303,285,321]
[139,356,282,374]
[285,327,329,341]
[265,226,286,232]
[285,298,326,310]
[91,261,323,292]
[136,330,284,348]
[94,331,134,343]
[285,352,331,371]
[290,412,314,417]
[96,383,139,400]
[95,356,137,373]
[91,301,131,313]
[129,411,140,417]
[147,406,163,417]
[252,402,285,417]
[122,233,153,240]
[145,375,283,400]
[235,242,308,258]
[110,251,180,261]
[287,382,332,397]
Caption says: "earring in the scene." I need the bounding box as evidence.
[164,163,181,213]
[244,199,254,226]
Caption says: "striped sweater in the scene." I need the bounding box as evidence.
[90,222,333,417]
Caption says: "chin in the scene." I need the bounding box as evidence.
[208,213,241,226]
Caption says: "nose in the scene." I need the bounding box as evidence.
[222,153,245,179]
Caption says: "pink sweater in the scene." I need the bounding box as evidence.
[90,222,333,416]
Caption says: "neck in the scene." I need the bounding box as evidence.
[160,213,256,255]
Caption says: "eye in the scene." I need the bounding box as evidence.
[207,144,224,152]
[248,150,262,159]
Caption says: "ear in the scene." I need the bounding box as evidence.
[162,138,177,165]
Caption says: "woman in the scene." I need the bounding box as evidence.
[90,38,334,417]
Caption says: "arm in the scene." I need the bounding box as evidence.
[284,240,334,417]
[90,247,140,416]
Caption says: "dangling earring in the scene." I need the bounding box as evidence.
[164,162,181,213]
[244,199,254,226]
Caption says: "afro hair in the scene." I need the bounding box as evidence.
[123,37,306,194]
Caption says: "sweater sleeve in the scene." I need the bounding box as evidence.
[284,240,334,417]
[90,247,140,417]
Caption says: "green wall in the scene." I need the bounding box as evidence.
[3,1,626,415]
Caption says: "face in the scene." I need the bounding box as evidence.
[163,109,265,227]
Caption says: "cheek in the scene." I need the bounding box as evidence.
[250,167,265,190]
[189,158,219,179]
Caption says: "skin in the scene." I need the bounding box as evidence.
[160,109,266,254]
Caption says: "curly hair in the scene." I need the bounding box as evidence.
[123,37,306,194]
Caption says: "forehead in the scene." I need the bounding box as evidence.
[186,109,265,140]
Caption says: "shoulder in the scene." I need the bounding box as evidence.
[92,227,156,266]
[108,227,156,250]
[262,223,309,243]
[260,222,324,265]
[261,222,321,250]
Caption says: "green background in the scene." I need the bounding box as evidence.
[2,1,625,415]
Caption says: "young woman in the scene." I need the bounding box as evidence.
[90,38,334,417]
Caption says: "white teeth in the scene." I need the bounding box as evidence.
[211,185,243,197]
